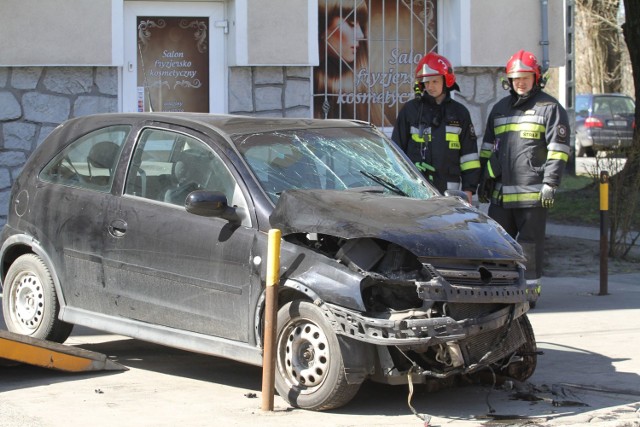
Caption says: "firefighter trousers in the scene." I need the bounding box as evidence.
[488,204,547,281]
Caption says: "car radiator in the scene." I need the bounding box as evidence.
[447,303,526,367]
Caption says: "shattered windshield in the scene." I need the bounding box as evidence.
[234,126,437,203]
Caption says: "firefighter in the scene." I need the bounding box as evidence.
[392,52,480,204]
[478,49,571,298]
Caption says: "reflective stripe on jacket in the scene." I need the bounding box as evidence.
[392,93,481,194]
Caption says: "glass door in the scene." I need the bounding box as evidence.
[123,1,225,113]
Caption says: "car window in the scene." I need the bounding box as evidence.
[236,126,435,203]
[609,97,635,115]
[576,96,589,116]
[124,128,250,225]
[594,96,635,116]
[593,99,611,115]
[39,125,130,192]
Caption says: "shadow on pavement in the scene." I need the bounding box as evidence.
[2,335,638,425]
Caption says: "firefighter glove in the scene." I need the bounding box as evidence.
[540,183,556,208]
[477,176,495,204]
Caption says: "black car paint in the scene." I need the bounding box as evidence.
[1,113,536,394]
[3,115,264,348]
[270,189,524,261]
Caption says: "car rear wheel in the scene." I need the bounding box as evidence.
[274,300,361,411]
[2,254,73,343]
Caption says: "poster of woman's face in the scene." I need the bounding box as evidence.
[314,0,437,129]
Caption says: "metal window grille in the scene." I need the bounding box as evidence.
[314,0,438,131]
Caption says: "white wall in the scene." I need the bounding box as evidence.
[441,0,566,68]
[0,0,121,66]
[232,0,316,66]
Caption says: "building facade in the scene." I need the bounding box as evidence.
[0,0,567,224]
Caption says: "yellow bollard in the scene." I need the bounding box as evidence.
[261,229,281,411]
[599,171,609,295]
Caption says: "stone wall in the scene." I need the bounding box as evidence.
[0,66,118,224]
[228,66,312,117]
[0,64,508,226]
[227,65,506,139]
[454,67,504,139]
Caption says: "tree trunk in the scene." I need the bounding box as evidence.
[609,0,640,257]
[618,0,640,179]
[576,0,624,93]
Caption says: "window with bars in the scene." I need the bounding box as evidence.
[314,0,438,131]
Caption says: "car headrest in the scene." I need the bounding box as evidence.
[172,149,212,184]
[88,141,120,170]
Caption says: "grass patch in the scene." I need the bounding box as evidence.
[550,172,640,229]
[549,174,598,226]
[557,174,595,191]
[549,181,600,226]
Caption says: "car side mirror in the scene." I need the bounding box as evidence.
[577,110,589,118]
[185,190,240,223]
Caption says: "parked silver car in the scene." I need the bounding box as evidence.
[575,93,635,157]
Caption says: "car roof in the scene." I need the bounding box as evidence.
[577,93,634,100]
[71,112,371,138]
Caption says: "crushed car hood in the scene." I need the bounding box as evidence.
[270,189,524,261]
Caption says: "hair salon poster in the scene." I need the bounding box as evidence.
[314,0,437,128]
[137,17,209,112]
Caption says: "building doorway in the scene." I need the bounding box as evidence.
[123,1,225,113]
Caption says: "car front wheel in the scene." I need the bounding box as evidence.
[2,253,73,343]
[501,314,537,381]
[274,300,362,411]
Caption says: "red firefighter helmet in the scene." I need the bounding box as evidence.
[415,52,456,89]
[505,49,541,83]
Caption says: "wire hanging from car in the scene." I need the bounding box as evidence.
[406,366,433,426]
[483,366,497,415]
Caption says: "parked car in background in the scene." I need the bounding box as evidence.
[0,113,538,411]
[575,93,635,157]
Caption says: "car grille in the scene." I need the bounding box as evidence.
[435,266,521,287]
[447,303,526,367]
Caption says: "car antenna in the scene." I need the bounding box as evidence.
[137,42,155,112]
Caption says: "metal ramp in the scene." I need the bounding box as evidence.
[0,329,126,372]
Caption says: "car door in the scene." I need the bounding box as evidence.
[36,124,130,310]
[102,126,259,343]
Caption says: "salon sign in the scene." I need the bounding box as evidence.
[313,0,438,128]
[136,16,209,113]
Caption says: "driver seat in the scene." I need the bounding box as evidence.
[163,150,211,205]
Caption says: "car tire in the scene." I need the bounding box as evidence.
[2,254,73,343]
[274,300,362,411]
[501,314,537,381]
[575,137,585,157]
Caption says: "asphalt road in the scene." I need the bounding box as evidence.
[1,273,640,427]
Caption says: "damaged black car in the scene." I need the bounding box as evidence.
[0,113,538,411]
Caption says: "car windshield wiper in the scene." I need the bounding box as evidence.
[359,171,407,196]
[345,185,385,193]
